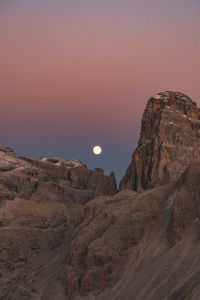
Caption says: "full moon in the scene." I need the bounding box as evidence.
[93,146,102,155]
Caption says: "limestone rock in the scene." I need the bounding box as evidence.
[87,168,117,196]
[120,91,200,191]
[0,148,117,204]
[68,167,117,196]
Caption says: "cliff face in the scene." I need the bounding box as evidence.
[68,167,117,196]
[120,91,200,191]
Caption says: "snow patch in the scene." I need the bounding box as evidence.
[153,94,163,99]
[40,157,83,168]
[168,121,179,127]
[165,186,180,210]
[67,160,83,168]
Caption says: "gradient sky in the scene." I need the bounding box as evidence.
[0,0,200,183]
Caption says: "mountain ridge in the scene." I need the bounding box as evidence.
[1,91,200,300]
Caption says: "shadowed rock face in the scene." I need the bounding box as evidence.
[68,167,117,197]
[120,91,200,191]
[1,91,200,300]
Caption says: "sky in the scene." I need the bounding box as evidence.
[0,0,200,184]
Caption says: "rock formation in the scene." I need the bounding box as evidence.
[0,148,117,205]
[120,91,200,191]
[68,166,117,196]
[1,91,200,300]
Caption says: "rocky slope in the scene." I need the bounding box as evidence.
[0,146,117,299]
[1,91,200,300]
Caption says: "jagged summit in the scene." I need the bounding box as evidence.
[120,91,200,191]
[148,91,198,116]
[152,91,195,103]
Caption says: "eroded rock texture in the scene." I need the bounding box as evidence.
[120,91,200,191]
[0,148,117,204]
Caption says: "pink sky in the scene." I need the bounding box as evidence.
[0,0,200,181]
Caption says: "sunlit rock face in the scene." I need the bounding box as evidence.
[120,91,200,191]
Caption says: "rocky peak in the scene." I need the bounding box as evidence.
[87,169,117,196]
[120,91,200,191]
[68,166,117,196]
[148,91,197,113]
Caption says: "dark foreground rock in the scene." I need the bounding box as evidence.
[1,164,200,300]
